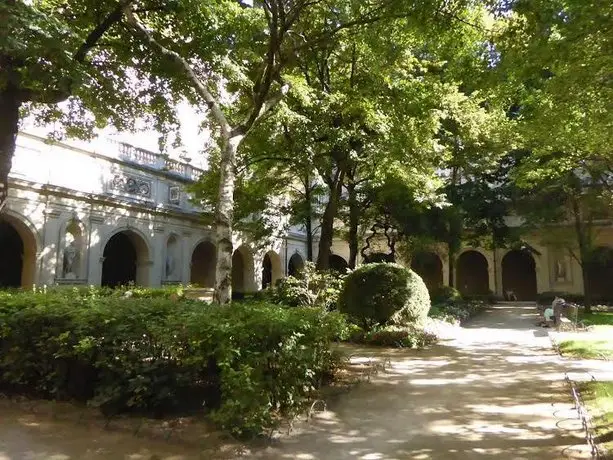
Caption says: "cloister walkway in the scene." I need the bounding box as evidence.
[255,304,595,459]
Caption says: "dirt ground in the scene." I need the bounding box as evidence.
[0,304,603,459]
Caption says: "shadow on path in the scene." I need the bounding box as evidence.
[252,304,593,460]
[0,305,604,459]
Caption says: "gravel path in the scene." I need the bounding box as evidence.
[252,304,596,460]
[0,304,604,459]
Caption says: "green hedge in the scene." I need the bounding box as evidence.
[267,262,344,310]
[338,263,430,330]
[348,324,437,348]
[536,291,587,306]
[0,288,347,437]
[429,285,462,304]
[429,299,487,323]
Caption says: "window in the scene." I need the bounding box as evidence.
[169,186,181,205]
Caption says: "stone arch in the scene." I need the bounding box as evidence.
[0,210,39,288]
[164,233,181,282]
[456,250,489,296]
[587,246,613,301]
[232,245,255,296]
[57,217,87,281]
[411,251,443,291]
[329,254,349,273]
[502,249,537,300]
[190,239,216,288]
[288,252,305,277]
[262,250,282,289]
[101,228,151,287]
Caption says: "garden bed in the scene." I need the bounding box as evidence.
[0,287,347,437]
[557,310,613,360]
[577,381,613,458]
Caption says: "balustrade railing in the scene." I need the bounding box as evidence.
[110,139,202,180]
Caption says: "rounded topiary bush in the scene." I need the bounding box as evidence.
[338,263,430,330]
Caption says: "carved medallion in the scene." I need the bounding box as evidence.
[111,174,152,198]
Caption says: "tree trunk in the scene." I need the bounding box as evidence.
[0,87,20,213]
[347,182,359,269]
[214,135,243,304]
[305,208,314,263]
[448,246,456,288]
[571,197,592,314]
[316,174,344,270]
[303,173,314,262]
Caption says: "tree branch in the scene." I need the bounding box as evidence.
[125,6,232,137]
[74,0,134,63]
[22,0,136,104]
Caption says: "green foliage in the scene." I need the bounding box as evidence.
[428,285,487,323]
[558,339,613,361]
[0,288,346,437]
[268,262,344,311]
[429,299,487,324]
[348,324,438,349]
[495,0,613,159]
[430,285,463,304]
[577,381,613,455]
[580,312,613,327]
[338,263,430,330]
[0,0,171,138]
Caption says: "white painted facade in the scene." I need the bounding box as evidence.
[2,132,308,291]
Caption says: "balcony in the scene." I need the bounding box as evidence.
[111,140,203,182]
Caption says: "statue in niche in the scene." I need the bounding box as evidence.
[63,238,79,279]
[555,257,567,281]
[166,252,176,279]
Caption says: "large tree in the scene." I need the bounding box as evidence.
[124,0,458,302]
[279,2,500,270]
[492,0,613,309]
[512,154,613,313]
[494,0,613,174]
[0,0,167,212]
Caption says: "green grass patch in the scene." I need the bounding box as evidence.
[578,381,613,456]
[558,339,613,360]
[581,311,613,326]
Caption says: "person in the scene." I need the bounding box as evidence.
[540,296,565,327]
[543,306,555,326]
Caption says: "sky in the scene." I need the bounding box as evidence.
[102,101,212,169]
[22,100,212,170]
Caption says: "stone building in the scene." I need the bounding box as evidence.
[0,132,308,294]
[2,131,612,300]
[328,223,613,302]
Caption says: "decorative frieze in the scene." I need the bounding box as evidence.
[111,174,152,198]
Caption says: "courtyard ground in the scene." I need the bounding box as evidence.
[1,304,611,459]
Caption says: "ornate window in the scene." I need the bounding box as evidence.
[169,185,181,205]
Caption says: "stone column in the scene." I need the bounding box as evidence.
[88,215,105,285]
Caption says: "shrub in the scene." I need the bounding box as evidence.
[0,288,346,437]
[269,262,344,311]
[349,325,437,348]
[429,298,487,323]
[463,290,499,303]
[338,263,430,330]
[430,285,462,304]
[536,291,587,306]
